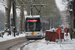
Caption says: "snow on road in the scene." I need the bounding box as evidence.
[1,32,75,50]
[23,39,75,50]
[0,31,75,50]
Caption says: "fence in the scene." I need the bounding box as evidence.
[45,31,64,41]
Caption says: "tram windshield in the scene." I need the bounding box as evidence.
[25,18,41,32]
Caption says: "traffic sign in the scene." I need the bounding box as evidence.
[56,28,62,34]
[56,28,62,40]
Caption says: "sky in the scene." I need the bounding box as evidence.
[55,0,67,11]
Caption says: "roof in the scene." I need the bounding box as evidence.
[25,15,40,19]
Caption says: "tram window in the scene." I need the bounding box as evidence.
[25,18,41,32]
[26,22,40,31]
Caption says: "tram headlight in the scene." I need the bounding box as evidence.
[37,33,39,34]
[27,33,29,35]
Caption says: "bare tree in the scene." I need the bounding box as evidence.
[16,0,25,33]
[5,0,11,34]
[19,6,25,33]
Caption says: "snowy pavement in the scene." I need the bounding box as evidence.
[0,32,25,42]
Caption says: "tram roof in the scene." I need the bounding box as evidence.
[25,15,40,19]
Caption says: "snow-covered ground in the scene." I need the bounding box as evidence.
[0,32,75,50]
[23,39,75,50]
[0,29,75,50]
[0,32,25,42]
[0,31,75,50]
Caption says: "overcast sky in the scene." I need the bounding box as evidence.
[55,0,67,11]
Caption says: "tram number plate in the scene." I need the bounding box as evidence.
[32,32,34,36]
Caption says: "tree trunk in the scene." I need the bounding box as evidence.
[19,6,25,33]
[5,0,11,34]
[26,6,30,15]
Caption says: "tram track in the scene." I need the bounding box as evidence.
[0,37,27,50]
[0,36,43,50]
[6,40,27,50]
[20,40,37,50]
[7,40,37,50]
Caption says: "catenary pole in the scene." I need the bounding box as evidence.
[12,0,16,37]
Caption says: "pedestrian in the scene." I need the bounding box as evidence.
[67,28,69,33]
[69,28,73,40]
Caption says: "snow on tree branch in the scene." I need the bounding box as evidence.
[0,0,8,8]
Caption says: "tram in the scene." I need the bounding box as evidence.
[25,15,43,39]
